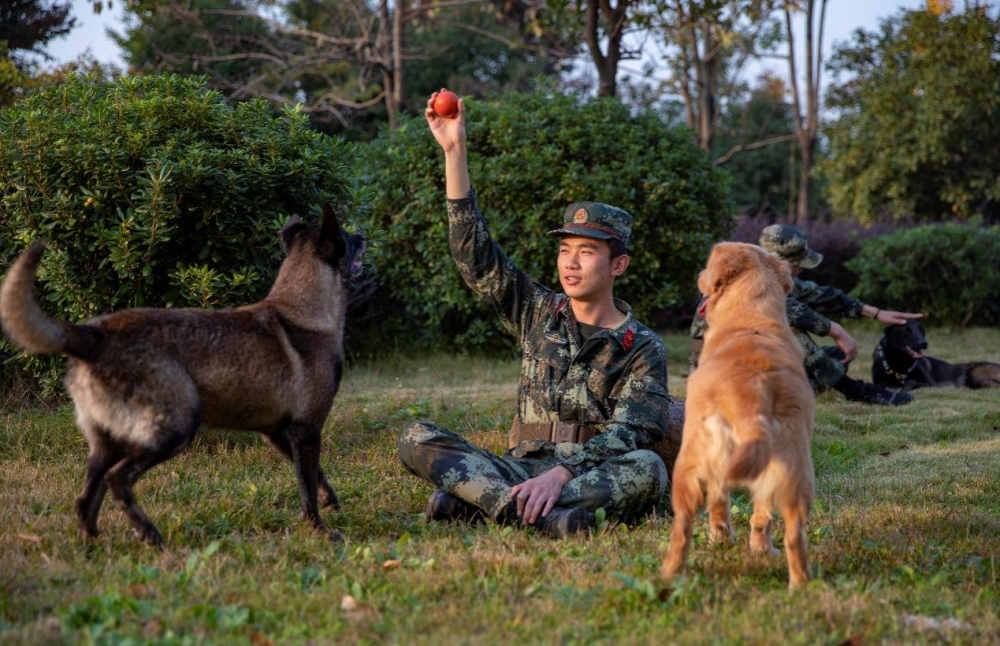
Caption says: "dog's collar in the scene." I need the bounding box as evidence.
[875,341,916,384]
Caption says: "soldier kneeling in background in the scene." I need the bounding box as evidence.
[691,224,922,407]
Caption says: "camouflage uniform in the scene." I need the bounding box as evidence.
[398,192,672,521]
[690,225,867,389]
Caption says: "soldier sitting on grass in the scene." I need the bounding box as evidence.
[397,93,677,538]
[691,224,922,406]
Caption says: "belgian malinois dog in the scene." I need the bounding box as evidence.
[0,206,365,546]
[874,320,1000,390]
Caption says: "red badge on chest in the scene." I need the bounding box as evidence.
[623,328,635,351]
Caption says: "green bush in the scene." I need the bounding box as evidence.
[847,221,1000,326]
[0,73,363,394]
[360,92,733,351]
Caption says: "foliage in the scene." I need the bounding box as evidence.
[0,0,77,105]
[0,0,75,61]
[847,221,1000,326]
[711,78,799,210]
[0,73,363,393]
[820,8,1000,222]
[112,0,570,138]
[360,91,733,351]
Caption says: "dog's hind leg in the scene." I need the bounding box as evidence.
[266,427,340,510]
[748,495,778,556]
[661,454,703,581]
[105,420,198,547]
[777,490,811,589]
[706,480,732,545]
[287,422,343,541]
[75,429,125,539]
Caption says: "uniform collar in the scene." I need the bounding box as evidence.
[555,296,638,351]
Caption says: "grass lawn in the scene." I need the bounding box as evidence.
[1,324,998,644]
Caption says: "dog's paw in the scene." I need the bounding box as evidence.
[660,560,682,581]
[750,543,781,557]
[708,523,732,545]
[328,529,346,543]
[135,525,164,549]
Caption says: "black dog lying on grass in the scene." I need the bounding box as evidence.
[873,321,1000,390]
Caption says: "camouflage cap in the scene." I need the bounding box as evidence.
[759,224,823,269]
[546,202,632,247]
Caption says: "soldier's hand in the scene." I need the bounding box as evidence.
[828,322,858,364]
[511,466,574,525]
[876,309,923,325]
[425,91,466,153]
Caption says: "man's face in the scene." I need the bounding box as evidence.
[557,236,628,302]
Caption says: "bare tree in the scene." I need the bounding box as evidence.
[651,0,784,153]
[583,0,640,98]
[783,0,827,224]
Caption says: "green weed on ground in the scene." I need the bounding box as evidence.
[0,325,997,644]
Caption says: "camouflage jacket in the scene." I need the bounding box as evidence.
[447,189,671,476]
[787,278,865,336]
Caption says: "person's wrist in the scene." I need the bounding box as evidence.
[443,143,467,158]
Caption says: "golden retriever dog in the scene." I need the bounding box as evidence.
[661,242,816,589]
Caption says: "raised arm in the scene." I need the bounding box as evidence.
[426,92,548,341]
[425,92,471,199]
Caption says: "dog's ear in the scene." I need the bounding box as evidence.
[320,204,346,262]
[702,244,752,295]
[281,214,307,254]
[765,254,794,294]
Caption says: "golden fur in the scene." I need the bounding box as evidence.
[661,242,816,589]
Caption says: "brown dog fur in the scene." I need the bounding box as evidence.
[661,242,816,589]
[0,206,364,546]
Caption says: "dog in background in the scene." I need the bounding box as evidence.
[661,242,816,589]
[0,206,365,546]
[874,320,1000,390]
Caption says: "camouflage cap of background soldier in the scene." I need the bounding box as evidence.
[759,224,823,269]
[546,202,632,248]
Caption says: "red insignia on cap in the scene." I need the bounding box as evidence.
[623,328,635,351]
[573,208,587,223]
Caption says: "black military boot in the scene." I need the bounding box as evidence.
[495,500,594,538]
[531,506,595,538]
[425,489,487,524]
[833,375,914,406]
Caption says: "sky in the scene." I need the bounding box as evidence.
[46,0,927,78]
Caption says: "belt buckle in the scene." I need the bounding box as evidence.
[552,421,579,444]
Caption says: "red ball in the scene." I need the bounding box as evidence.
[433,89,460,119]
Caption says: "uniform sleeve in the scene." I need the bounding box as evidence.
[556,337,670,476]
[793,278,866,320]
[447,188,545,341]
[786,296,833,336]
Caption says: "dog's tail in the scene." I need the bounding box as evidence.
[0,243,101,359]
[727,410,773,482]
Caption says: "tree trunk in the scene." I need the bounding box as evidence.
[796,135,812,225]
[584,0,627,98]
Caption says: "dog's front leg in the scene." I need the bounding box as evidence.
[266,429,341,510]
[289,423,343,542]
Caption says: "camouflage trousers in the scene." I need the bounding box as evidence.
[795,331,847,389]
[397,422,668,522]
